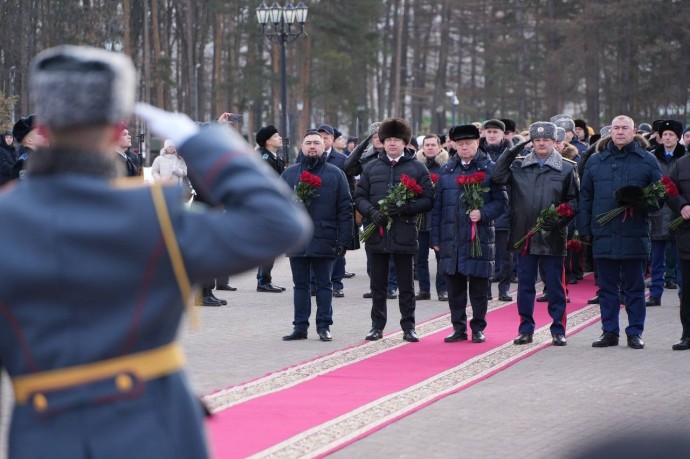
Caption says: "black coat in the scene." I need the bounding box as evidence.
[281,155,354,256]
[668,155,690,260]
[493,148,579,256]
[649,143,686,240]
[354,149,434,254]
[10,145,31,180]
[259,147,286,175]
[479,139,512,230]
[0,142,17,185]
[415,148,450,232]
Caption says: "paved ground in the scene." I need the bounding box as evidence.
[1,248,687,458]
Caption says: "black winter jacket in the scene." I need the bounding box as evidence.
[493,148,579,256]
[668,155,690,260]
[281,155,353,256]
[649,143,686,240]
[0,142,17,186]
[354,149,434,254]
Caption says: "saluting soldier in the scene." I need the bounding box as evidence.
[0,45,311,459]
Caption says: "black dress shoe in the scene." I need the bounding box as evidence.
[627,334,644,349]
[472,330,486,343]
[552,334,567,346]
[444,330,468,342]
[318,330,332,341]
[566,278,578,285]
[333,289,345,298]
[592,332,619,347]
[487,294,493,300]
[274,284,287,291]
[195,295,222,307]
[403,329,419,342]
[438,291,448,301]
[665,280,678,289]
[387,290,398,299]
[257,283,283,293]
[343,271,356,279]
[282,330,308,341]
[209,292,228,305]
[576,274,584,280]
[510,275,518,283]
[536,293,548,302]
[645,296,661,307]
[513,333,533,345]
[499,293,513,302]
[365,328,383,341]
[363,292,373,299]
[216,284,237,291]
[311,290,316,297]
[672,337,690,350]
[587,295,600,304]
[415,291,431,300]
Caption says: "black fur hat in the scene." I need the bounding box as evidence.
[499,118,516,133]
[12,114,36,143]
[256,125,279,147]
[449,124,480,141]
[659,120,683,140]
[378,118,412,145]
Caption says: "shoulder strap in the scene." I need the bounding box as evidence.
[150,184,199,330]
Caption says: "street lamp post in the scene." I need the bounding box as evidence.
[256,1,308,165]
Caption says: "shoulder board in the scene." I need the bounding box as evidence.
[111,177,150,189]
[562,157,577,165]
[515,156,525,160]
[262,153,270,160]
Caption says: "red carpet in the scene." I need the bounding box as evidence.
[206,275,600,458]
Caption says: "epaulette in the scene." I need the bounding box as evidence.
[111,176,150,189]
[262,153,270,160]
[562,157,577,165]
[515,156,525,161]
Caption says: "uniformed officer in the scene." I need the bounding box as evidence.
[492,122,579,347]
[0,45,311,459]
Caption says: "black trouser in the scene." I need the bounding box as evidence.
[680,259,690,338]
[446,273,488,333]
[370,252,415,331]
[257,259,275,285]
[492,230,512,296]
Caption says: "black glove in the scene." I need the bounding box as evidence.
[387,203,411,216]
[505,138,531,157]
[615,185,645,209]
[369,208,389,226]
[335,246,347,257]
[541,217,559,231]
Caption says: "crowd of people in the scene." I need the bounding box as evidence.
[232,113,689,350]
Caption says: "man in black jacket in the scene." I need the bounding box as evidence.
[0,130,16,185]
[255,124,287,293]
[354,118,434,342]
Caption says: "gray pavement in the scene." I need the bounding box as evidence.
[1,248,687,458]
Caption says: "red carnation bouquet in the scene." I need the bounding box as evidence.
[596,177,674,226]
[360,173,423,242]
[457,171,488,257]
[514,202,575,255]
[430,173,439,186]
[664,177,686,230]
[295,171,322,206]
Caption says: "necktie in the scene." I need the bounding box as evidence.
[390,160,397,166]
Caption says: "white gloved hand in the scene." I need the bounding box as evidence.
[134,103,199,148]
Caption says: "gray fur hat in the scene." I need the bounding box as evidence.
[529,122,557,141]
[29,45,136,129]
[555,127,566,142]
[369,122,382,136]
[551,116,575,133]
[600,125,612,138]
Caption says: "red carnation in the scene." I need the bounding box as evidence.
[567,239,582,252]
[661,176,679,197]
[469,171,486,184]
[430,173,439,185]
[556,202,575,219]
[455,175,467,186]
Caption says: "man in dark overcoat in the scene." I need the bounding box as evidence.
[354,118,434,342]
[431,124,507,343]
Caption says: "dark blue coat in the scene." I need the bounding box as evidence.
[577,138,662,259]
[0,128,312,459]
[282,155,354,256]
[431,151,507,278]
